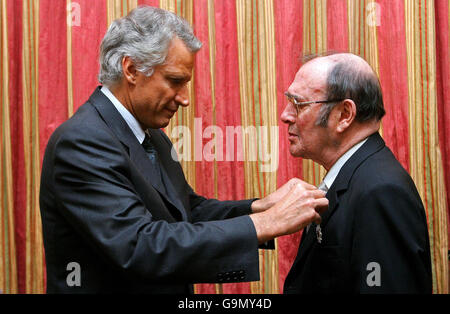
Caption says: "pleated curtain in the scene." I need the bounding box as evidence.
[0,0,448,294]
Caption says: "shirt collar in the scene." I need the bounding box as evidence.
[100,86,146,144]
[321,138,369,190]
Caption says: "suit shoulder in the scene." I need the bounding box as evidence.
[352,146,414,190]
[48,102,112,144]
[349,147,425,213]
[43,102,123,167]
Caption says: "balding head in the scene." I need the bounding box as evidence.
[324,53,374,72]
[281,52,385,168]
[303,53,385,126]
[302,52,374,75]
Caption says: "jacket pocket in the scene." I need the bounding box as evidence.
[311,245,350,293]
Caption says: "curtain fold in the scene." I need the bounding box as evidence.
[1,0,448,294]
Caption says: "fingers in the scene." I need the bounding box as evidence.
[313,213,322,225]
[259,188,328,239]
[295,181,318,191]
[313,198,329,215]
[309,189,327,199]
[279,184,327,212]
[289,184,326,201]
[286,178,317,191]
[289,185,328,217]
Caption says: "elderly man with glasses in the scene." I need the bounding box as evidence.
[281,53,432,294]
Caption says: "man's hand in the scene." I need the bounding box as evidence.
[251,178,305,213]
[250,181,328,244]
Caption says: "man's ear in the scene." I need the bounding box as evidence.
[336,99,357,133]
[122,56,137,85]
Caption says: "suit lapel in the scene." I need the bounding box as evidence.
[290,132,386,267]
[87,87,186,221]
[147,128,188,220]
[320,132,385,230]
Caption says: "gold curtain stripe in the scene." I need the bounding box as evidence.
[106,0,118,26]
[22,0,45,294]
[204,1,222,294]
[424,0,448,294]
[236,0,261,293]
[206,0,218,203]
[405,0,429,291]
[365,0,382,136]
[347,0,358,55]
[22,0,31,294]
[405,0,448,294]
[236,0,255,293]
[257,0,278,294]
[236,0,279,294]
[159,0,176,14]
[1,0,18,294]
[303,0,327,54]
[107,0,138,27]
[236,0,253,196]
[1,0,7,294]
[159,0,197,190]
[183,0,196,189]
[317,0,327,53]
[203,0,221,295]
[348,0,383,136]
[302,0,327,186]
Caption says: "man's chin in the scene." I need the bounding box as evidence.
[159,118,172,129]
[145,118,170,130]
[289,146,303,158]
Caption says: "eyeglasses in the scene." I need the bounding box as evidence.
[284,91,344,115]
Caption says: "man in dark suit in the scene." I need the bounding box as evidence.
[39,6,328,293]
[281,53,432,293]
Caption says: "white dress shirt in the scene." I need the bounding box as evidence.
[306,138,368,234]
[320,138,368,191]
[100,86,147,144]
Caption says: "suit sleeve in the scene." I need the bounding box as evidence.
[50,128,260,284]
[351,183,432,293]
[187,193,275,250]
[188,190,256,222]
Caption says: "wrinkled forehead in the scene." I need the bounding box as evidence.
[288,58,332,99]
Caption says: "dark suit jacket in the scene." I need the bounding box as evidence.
[283,132,432,294]
[40,87,261,293]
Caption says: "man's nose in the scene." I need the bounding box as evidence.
[280,104,296,124]
[174,85,189,107]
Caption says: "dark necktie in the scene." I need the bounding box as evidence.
[141,133,184,220]
[142,133,167,194]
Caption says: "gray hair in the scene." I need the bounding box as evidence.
[98,5,202,87]
[320,59,385,126]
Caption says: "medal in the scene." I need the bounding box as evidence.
[316,224,322,243]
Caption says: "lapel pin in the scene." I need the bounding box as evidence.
[316,224,322,244]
